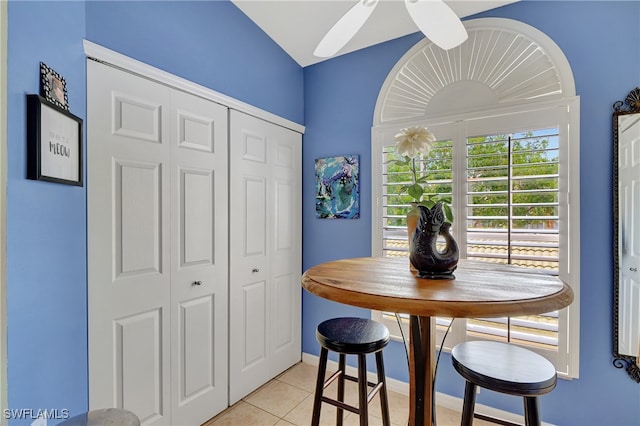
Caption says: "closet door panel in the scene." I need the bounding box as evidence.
[112,93,162,143]
[177,109,216,153]
[242,280,268,366]
[229,110,301,403]
[115,309,164,424]
[229,111,271,403]
[180,168,214,266]
[170,89,228,425]
[115,160,163,277]
[178,295,215,398]
[88,61,172,425]
[245,177,268,256]
[272,273,295,351]
[269,130,302,374]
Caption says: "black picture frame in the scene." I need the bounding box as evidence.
[27,94,83,186]
[39,62,69,110]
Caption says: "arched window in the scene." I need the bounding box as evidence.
[371,18,580,378]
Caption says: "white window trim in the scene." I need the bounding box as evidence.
[371,98,580,379]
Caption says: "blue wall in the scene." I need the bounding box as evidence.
[302,1,640,425]
[85,0,303,125]
[6,1,302,424]
[6,0,640,425]
[7,2,88,423]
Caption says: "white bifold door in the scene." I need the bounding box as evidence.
[87,60,229,425]
[229,110,302,403]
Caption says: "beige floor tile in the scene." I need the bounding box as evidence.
[202,361,481,426]
[343,413,386,425]
[277,362,321,393]
[302,367,410,426]
[368,389,409,426]
[323,385,408,426]
[206,401,279,426]
[244,380,310,418]
[435,405,462,426]
[325,375,360,406]
[283,392,350,426]
[319,374,409,426]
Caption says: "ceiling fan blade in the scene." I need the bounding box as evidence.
[314,0,379,58]
[404,0,468,50]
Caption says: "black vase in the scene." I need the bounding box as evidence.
[409,203,459,279]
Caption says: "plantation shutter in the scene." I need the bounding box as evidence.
[465,128,561,350]
[379,125,562,355]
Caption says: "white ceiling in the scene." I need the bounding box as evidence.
[232,0,519,67]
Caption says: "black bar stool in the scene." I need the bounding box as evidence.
[311,317,391,426]
[451,341,557,426]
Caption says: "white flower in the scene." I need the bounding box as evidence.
[394,125,436,157]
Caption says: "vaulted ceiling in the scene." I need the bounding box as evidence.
[232,0,519,67]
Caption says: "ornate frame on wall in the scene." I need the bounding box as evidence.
[39,62,68,110]
[612,87,640,383]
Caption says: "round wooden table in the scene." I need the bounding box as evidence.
[301,257,574,426]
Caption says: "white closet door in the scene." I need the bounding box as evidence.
[229,110,301,404]
[168,90,229,425]
[88,60,172,425]
[267,115,302,375]
[88,60,229,425]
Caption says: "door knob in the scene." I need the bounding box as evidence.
[631,267,638,272]
[193,280,203,286]
[252,268,260,273]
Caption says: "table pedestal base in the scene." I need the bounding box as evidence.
[409,315,436,426]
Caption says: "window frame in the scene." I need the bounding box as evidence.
[371,99,580,378]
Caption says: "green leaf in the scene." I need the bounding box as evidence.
[420,199,435,208]
[442,203,454,224]
[407,183,423,201]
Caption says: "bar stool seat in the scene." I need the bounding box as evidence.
[311,317,391,426]
[451,341,557,426]
[56,408,140,426]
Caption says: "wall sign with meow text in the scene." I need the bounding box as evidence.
[27,95,83,186]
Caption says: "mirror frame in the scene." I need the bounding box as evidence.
[612,87,640,383]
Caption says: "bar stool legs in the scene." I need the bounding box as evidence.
[375,350,391,424]
[337,353,346,425]
[452,341,557,426]
[460,381,477,426]
[311,350,390,426]
[460,382,543,426]
[524,397,541,426]
[357,353,368,426]
[311,317,391,426]
[311,348,328,426]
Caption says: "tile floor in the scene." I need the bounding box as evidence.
[203,361,494,426]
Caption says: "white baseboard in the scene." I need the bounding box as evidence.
[301,352,554,426]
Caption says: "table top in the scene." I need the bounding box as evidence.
[302,257,574,318]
